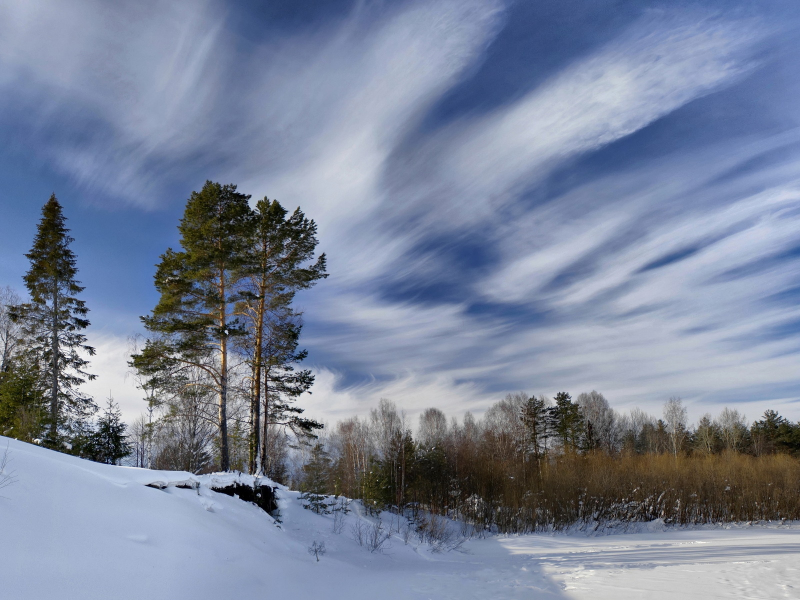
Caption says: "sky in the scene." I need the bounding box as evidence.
[2,0,800,426]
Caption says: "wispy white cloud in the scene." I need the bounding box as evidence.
[237,0,506,283]
[0,0,228,199]
[80,332,142,421]
[291,11,785,420]
[387,13,761,230]
[303,142,800,421]
[303,367,490,424]
[3,0,797,424]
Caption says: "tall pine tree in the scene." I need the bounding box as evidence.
[14,195,95,443]
[133,182,252,471]
[237,198,327,474]
[520,395,548,459]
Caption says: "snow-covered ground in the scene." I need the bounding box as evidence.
[2,436,799,599]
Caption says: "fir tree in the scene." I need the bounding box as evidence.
[13,195,96,443]
[88,397,131,465]
[133,182,253,471]
[300,443,332,514]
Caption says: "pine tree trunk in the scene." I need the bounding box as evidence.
[249,290,265,475]
[249,359,260,474]
[260,382,269,476]
[219,359,229,471]
[218,276,230,472]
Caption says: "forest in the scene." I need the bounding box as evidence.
[295,395,800,532]
[2,185,800,534]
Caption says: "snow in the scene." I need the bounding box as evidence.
[2,436,799,599]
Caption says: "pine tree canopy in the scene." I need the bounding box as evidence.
[549,392,583,452]
[143,182,253,353]
[135,182,253,471]
[246,198,327,305]
[133,182,328,473]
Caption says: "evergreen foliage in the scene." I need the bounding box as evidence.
[255,308,321,473]
[89,397,132,465]
[751,409,800,455]
[133,185,327,474]
[133,181,253,471]
[548,392,582,452]
[237,197,327,474]
[363,430,416,511]
[0,352,47,441]
[12,195,96,444]
[520,395,548,459]
[300,443,333,513]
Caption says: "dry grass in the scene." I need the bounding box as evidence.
[457,453,800,533]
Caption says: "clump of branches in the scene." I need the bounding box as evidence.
[332,498,350,534]
[351,519,391,553]
[414,514,466,553]
[0,444,16,495]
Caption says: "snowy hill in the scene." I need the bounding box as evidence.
[2,436,799,599]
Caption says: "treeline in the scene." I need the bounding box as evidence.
[297,394,800,532]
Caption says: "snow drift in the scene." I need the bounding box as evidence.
[2,436,799,600]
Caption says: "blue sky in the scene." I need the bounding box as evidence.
[2,0,800,424]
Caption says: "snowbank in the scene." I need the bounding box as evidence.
[2,436,799,600]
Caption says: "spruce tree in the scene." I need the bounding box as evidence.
[300,443,332,513]
[133,181,252,471]
[90,397,131,465]
[14,195,96,443]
